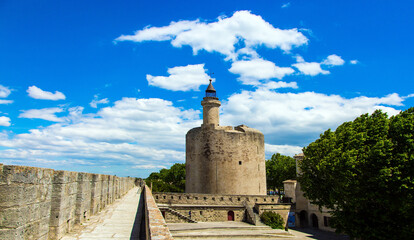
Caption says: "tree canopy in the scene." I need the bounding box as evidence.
[145,163,185,192]
[299,108,414,239]
[266,153,296,193]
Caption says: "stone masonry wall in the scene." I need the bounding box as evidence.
[0,164,136,240]
[143,185,174,240]
[153,192,280,206]
[162,206,245,222]
[0,164,54,240]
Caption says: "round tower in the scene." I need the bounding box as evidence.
[201,80,221,127]
[185,80,267,195]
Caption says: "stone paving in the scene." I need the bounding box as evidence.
[168,222,349,240]
[61,187,141,240]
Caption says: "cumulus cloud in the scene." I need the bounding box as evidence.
[229,59,295,85]
[292,62,329,76]
[146,64,211,91]
[265,143,302,157]
[0,85,11,98]
[90,95,109,108]
[1,97,201,175]
[0,116,11,126]
[19,108,64,122]
[27,86,66,100]
[322,54,345,66]
[116,10,308,60]
[221,89,404,146]
[259,81,298,90]
[350,60,359,64]
[0,100,13,104]
[132,164,167,169]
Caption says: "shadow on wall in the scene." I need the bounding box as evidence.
[130,187,145,240]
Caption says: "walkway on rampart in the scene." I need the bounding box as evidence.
[61,187,141,240]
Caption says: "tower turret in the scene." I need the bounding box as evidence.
[201,80,221,127]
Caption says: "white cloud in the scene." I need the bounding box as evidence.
[229,59,295,85]
[0,100,13,104]
[132,164,167,169]
[146,64,211,91]
[0,85,11,98]
[221,89,404,146]
[350,60,359,64]
[265,143,302,157]
[90,95,109,108]
[27,86,66,100]
[116,10,308,60]
[116,20,199,42]
[281,2,291,8]
[259,81,298,90]
[0,116,11,127]
[19,108,64,122]
[322,54,345,66]
[1,97,201,175]
[293,62,329,76]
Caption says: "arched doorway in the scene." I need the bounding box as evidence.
[311,214,319,228]
[299,210,308,227]
[227,211,234,221]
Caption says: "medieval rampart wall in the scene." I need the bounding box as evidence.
[0,164,136,240]
[153,192,280,205]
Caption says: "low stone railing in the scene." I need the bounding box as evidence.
[0,164,137,239]
[142,185,174,239]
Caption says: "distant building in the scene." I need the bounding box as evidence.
[283,153,335,231]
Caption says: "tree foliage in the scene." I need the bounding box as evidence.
[266,153,296,192]
[299,108,414,239]
[260,211,285,229]
[145,163,185,192]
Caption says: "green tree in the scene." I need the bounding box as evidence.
[145,163,186,192]
[266,153,296,193]
[299,108,414,239]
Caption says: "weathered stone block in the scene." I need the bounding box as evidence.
[0,184,24,207]
[0,226,24,240]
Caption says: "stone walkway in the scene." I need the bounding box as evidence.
[61,187,141,240]
[168,222,349,240]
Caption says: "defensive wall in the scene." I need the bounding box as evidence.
[0,163,137,240]
[139,185,174,240]
[152,192,291,225]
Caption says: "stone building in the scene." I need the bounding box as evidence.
[155,80,291,225]
[283,153,335,231]
[185,80,267,195]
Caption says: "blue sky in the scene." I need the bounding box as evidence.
[1,0,413,177]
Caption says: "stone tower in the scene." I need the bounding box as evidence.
[185,80,267,195]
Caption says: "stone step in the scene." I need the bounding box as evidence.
[172,232,294,239]
[161,207,197,223]
[170,226,273,233]
[170,226,294,239]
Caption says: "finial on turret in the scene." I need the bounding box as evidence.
[205,79,216,98]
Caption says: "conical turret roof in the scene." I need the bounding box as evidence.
[206,79,216,92]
